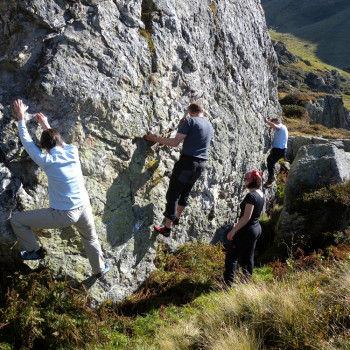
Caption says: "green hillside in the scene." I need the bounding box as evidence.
[262,0,350,70]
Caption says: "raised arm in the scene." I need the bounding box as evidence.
[144,131,186,147]
[13,99,48,168]
[264,118,281,130]
[13,99,28,121]
[36,113,51,130]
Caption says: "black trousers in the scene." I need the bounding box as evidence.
[267,148,286,181]
[224,224,261,286]
[164,154,206,221]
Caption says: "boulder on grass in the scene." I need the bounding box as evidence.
[277,143,350,244]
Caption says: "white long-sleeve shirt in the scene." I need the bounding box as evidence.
[18,120,89,210]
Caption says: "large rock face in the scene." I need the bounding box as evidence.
[278,142,350,240]
[0,0,280,301]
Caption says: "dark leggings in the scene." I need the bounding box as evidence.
[224,224,261,286]
[267,148,286,181]
[164,155,206,221]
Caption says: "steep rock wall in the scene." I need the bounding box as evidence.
[0,0,280,301]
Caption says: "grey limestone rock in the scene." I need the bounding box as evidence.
[0,0,280,301]
[272,40,298,65]
[287,135,350,161]
[278,142,350,240]
[306,95,350,130]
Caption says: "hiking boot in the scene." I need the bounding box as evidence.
[154,225,171,237]
[19,247,46,260]
[96,263,110,279]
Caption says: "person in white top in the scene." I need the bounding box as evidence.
[11,99,110,278]
[263,117,288,187]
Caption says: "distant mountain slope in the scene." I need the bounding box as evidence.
[261,0,350,70]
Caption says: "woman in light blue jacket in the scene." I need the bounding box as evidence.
[11,99,110,279]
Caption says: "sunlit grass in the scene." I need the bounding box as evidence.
[155,261,350,349]
[2,243,350,349]
[284,117,350,139]
[269,30,350,76]
[342,94,350,110]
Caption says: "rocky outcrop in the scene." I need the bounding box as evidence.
[305,95,350,130]
[278,142,350,241]
[0,0,280,301]
[272,40,298,65]
[287,135,350,161]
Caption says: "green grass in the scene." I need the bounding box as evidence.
[0,243,226,349]
[284,116,350,139]
[155,259,350,349]
[342,94,350,110]
[269,30,350,76]
[2,241,350,349]
[262,0,350,69]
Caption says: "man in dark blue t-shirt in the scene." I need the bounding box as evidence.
[144,102,213,237]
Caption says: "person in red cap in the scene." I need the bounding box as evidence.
[224,170,265,286]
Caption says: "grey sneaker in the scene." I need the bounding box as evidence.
[19,247,46,260]
[96,263,110,279]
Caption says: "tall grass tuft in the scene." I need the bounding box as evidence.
[155,261,350,349]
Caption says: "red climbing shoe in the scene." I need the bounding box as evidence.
[154,225,171,237]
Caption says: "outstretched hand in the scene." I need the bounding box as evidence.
[13,99,28,121]
[144,131,156,142]
[36,113,51,130]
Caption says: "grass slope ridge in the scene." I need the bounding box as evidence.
[261,0,350,69]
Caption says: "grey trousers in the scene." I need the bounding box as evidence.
[10,203,105,275]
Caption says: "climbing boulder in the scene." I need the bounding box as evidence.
[0,0,280,301]
[277,143,350,243]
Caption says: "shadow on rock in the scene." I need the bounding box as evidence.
[103,138,159,265]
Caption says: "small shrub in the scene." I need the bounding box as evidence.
[257,206,285,264]
[285,181,350,251]
[282,104,308,119]
[279,91,318,106]
[301,181,350,209]
[0,267,118,349]
[333,230,350,245]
